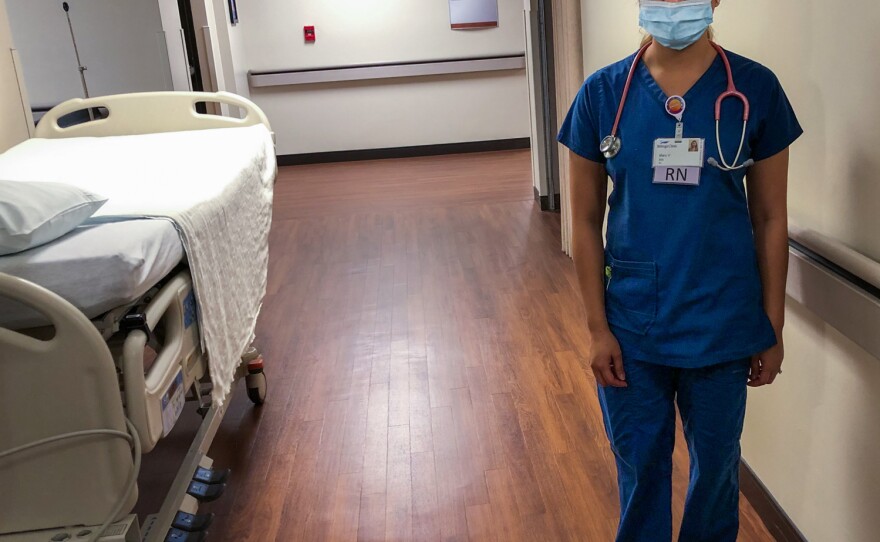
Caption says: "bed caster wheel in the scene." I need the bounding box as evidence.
[246,369,267,405]
[246,372,266,405]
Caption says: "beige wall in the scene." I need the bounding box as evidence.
[577,1,880,540]
[0,0,30,152]
[236,0,530,155]
[715,2,880,263]
[716,3,880,541]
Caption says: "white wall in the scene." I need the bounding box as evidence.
[235,0,530,155]
[578,1,880,540]
[6,0,171,108]
[0,0,31,151]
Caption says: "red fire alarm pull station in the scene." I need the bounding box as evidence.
[304,26,315,42]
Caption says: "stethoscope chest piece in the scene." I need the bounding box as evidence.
[600,135,622,159]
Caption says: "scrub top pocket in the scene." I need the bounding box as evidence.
[604,252,658,335]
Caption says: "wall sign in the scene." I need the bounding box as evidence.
[449,0,499,29]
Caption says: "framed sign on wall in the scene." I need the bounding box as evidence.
[449,0,499,29]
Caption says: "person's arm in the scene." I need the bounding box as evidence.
[569,152,626,387]
[746,148,790,386]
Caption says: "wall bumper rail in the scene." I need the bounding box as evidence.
[248,54,526,88]
[787,226,880,360]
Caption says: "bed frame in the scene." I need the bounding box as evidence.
[0,91,273,542]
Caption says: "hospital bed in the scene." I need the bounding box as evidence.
[0,92,276,542]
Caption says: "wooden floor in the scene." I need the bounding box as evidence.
[137,150,773,541]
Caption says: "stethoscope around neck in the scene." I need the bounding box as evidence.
[599,41,754,171]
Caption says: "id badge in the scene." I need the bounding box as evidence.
[652,138,704,186]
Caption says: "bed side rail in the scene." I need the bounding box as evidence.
[33,91,272,139]
[0,273,137,535]
[122,272,205,454]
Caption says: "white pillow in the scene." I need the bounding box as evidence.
[0,180,107,255]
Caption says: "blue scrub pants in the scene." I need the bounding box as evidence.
[597,357,750,542]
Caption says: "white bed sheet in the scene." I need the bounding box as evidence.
[0,219,184,329]
[0,125,275,405]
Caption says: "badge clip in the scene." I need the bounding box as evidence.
[666,96,686,142]
[665,96,686,122]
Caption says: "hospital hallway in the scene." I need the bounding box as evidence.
[136,149,774,541]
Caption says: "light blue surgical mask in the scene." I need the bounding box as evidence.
[639,0,714,51]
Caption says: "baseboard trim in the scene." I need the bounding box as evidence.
[740,460,807,542]
[277,138,531,166]
[533,186,561,211]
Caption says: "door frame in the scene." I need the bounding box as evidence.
[525,0,560,212]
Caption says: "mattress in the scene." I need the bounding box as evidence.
[0,218,184,329]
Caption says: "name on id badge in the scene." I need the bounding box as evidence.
[652,138,704,186]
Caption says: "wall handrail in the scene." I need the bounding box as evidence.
[789,240,880,302]
[786,227,880,361]
[247,53,527,88]
[788,226,880,298]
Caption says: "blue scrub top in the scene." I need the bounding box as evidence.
[558,48,803,368]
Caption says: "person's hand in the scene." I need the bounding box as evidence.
[748,341,784,387]
[589,328,627,387]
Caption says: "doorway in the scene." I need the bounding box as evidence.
[525,0,585,253]
[177,0,204,95]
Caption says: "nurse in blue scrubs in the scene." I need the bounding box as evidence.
[558,1,802,541]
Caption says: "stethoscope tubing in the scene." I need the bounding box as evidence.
[603,40,752,171]
[609,42,652,139]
